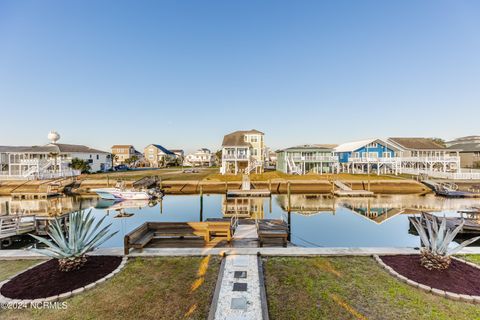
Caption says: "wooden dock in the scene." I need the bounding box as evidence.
[333,180,374,197]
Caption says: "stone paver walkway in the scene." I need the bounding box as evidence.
[212,255,265,320]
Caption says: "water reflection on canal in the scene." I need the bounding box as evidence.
[1,194,480,248]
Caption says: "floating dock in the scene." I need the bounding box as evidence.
[333,180,374,197]
[422,180,480,198]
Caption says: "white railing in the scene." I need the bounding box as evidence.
[348,156,460,163]
[0,170,80,180]
[348,157,399,163]
[245,160,262,174]
[291,155,339,162]
[401,168,480,180]
[223,154,248,160]
[400,156,460,162]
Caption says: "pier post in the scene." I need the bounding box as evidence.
[159,177,163,189]
[287,209,291,242]
[287,181,291,212]
[200,185,203,222]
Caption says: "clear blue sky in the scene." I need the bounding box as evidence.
[1,1,479,153]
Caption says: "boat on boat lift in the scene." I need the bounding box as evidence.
[92,181,163,200]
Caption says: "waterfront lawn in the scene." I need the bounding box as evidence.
[0,260,43,282]
[264,256,480,320]
[2,256,220,320]
[83,167,218,181]
[205,171,403,182]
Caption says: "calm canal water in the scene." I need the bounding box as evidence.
[1,194,480,248]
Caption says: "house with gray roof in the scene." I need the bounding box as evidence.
[143,144,178,168]
[0,131,112,180]
[220,129,265,175]
[447,142,480,169]
[277,144,339,175]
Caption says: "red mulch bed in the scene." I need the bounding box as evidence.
[380,254,480,296]
[1,256,122,300]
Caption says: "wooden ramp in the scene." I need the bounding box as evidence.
[333,180,374,197]
[233,224,258,240]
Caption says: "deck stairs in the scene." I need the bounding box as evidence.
[286,156,301,174]
[22,159,55,178]
[244,160,262,174]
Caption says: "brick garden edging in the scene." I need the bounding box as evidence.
[0,256,128,306]
[373,255,480,304]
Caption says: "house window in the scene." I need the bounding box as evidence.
[96,155,99,160]
[382,152,391,158]
[251,136,258,142]
[353,152,360,158]
[252,149,258,156]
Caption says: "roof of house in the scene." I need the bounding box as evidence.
[447,143,480,152]
[170,149,184,153]
[221,130,263,147]
[388,138,445,150]
[447,135,480,142]
[334,139,378,152]
[147,144,175,155]
[279,144,336,152]
[0,144,109,154]
[111,145,134,149]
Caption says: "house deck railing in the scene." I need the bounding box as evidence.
[291,156,339,162]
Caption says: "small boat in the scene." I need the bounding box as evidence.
[92,188,152,200]
[92,181,163,200]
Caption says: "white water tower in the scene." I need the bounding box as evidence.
[48,130,61,144]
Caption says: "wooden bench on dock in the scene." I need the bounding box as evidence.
[257,220,289,247]
[124,221,232,255]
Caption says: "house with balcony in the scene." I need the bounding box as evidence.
[445,136,480,169]
[335,139,400,174]
[143,144,177,168]
[0,131,111,180]
[184,148,216,167]
[387,137,460,174]
[276,145,339,174]
[220,129,265,175]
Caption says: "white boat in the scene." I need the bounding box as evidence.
[92,188,151,200]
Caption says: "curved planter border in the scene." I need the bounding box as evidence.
[373,255,480,304]
[0,256,128,305]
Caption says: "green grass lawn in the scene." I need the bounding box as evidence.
[82,167,219,181]
[205,171,404,182]
[0,260,43,282]
[457,254,480,265]
[2,256,220,320]
[264,256,480,320]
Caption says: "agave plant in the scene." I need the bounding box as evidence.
[411,212,480,270]
[30,210,118,272]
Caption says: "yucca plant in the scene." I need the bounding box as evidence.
[30,210,118,272]
[411,213,480,270]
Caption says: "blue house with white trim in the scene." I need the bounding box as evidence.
[334,139,400,174]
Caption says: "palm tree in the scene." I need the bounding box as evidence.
[70,158,91,173]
